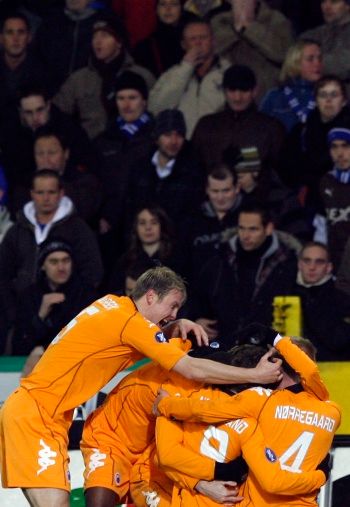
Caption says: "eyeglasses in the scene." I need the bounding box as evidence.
[300,257,328,266]
[317,91,343,100]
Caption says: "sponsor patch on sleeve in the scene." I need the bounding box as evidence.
[155,331,167,343]
[265,447,277,463]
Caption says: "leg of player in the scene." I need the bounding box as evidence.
[85,486,120,507]
[22,487,69,507]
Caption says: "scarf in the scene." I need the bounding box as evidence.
[330,168,350,184]
[283,85,315,124]
[117,112,151,138]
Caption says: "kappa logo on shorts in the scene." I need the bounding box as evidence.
[155,331,167,343]
[87,448,107,477]
[142,490,160,507]
[265,447,277,463]
[37,439,57,475]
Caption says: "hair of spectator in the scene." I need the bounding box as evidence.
[33,126,69,151]
[17,84,49,106]
[238,202,272,227]
[131,266,187,302]
[31,169,63,190]
[127,205,175,264]
[298,241,330,262]
[315,74,347,100]
[207,163,238,186]
[280,39,321,83]
[180,16,211,39]
[0,11,31,32]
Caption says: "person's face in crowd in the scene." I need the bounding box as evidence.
[34,136,69,174]
[330,139,350,169]
[43,251,73,286]
[182,22,213,60]
[206,174,239,215]
[157,0,182,25]
[298,246,332,284]
[20,95,50,131]
[321,0,350,24]
[299,44,323,82]
[136,209,161,246]
[238,212,273,251]
[316,81,347,122]
[144,288,184,325]
[31,176,63,216]
[92,30,122,63]
[65,0,90,12]
[225,88,256,112]
[116,89,146,123]
[236,171,258,193]
[157,130,185,160]
[1,17,31,59]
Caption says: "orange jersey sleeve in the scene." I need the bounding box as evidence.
[21,296,186,418]
[274,336,329,401]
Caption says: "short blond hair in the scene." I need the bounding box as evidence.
[280,40,320,83]
[131,266,187,302]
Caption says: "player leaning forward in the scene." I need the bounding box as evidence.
[0,266,282,507]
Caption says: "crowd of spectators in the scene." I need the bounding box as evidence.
[1,0,350,361]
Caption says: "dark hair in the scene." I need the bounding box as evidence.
[238,202,272,227]
[181,16,211,39]
[207,163,238,186]
[126,205,175,267]
[18,84,49,105]
[298,241,330,261]
[1,11,30,32]
[31,169,63,190]
[33,126,69,150]
[315,74,347,100]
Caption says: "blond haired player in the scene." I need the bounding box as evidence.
[0,267,282,507]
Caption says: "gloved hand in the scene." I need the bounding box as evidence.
[317,453,332,481]
[233,323,279,347]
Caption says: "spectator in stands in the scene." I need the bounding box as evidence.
[53,12,155,139]
[109,205,185,295]
[133,0,193,77]
[94,71,154,237]
[148,17,230,137]
[34,127,102,224]
[318,127,350,269]
[126,109,203,231]
[183,0,230,18]
[210,0,294,100]
[0,169,103,337]
[280,75,350,212]
[0,12,46,123]
[1,84,93,212]
[33,0,102,94]
[192,64,286,186]
[12,238,98,357]
[290,242,350,360]
[260,40,323,131]
[0,164,12,244]
[190,203,298,347]
[182,163,243,286]
[301,0,350,95]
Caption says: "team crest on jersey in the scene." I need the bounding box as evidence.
[265,447,277,462]
[155,331,167,343]
[115,472,121,485]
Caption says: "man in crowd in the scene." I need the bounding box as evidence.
[53,12,155,139]
[148,18,230,137]
[191,64,286,186]
[0,169,103,339]
[190,203,298,348]
[0,266,282,507]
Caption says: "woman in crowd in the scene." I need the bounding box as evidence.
[260,39,323,131]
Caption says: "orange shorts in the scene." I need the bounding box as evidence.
[81,409,132,498]
[0,388,71,490]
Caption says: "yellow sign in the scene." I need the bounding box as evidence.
[318,362,350,435]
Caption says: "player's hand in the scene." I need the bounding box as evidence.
[196,318,219,339]
[152,388,170,416]
[253,349,283,384]
[195,480,243,504]
[164,319,209,346]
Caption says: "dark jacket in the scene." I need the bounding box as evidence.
[12,271,98,355]
[291,278,350,361]
[190,231,298,348]
[0,198,103,325]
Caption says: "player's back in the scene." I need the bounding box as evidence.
[240,387,341,506]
